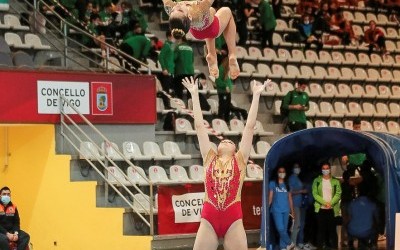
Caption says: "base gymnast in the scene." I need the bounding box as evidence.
[182,77,269,250]
[162,0,240,79]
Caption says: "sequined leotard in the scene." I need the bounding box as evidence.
[163,0,220,39]
[201,149,246,238]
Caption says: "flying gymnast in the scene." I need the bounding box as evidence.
[182,77,269,250]
[162,0,240,79]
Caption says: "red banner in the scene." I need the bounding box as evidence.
[157,182,262,235]
[0,70,156,124]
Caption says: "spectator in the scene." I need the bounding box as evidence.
[271,0,282,19]
[259,0,277,48]
[123,23,143,40]
[149,36,163,62]
[297,14,323,52]
[236,0,255,46]
[312,162,342,250]
[84,1,94,23]
[389,9,400,25]
[289,163,308,249]
[329,9,354,45]
[158,30,175,95]
[82,13,107,51]
[0,186,30,250]
[120,27,151,69]
[347,184,379,250]
[281,78,310,132]
[99,2,114,25]
[364,20,387,55]
[269,167,296,250]
[173,35,194,99]
[216,56,233,122]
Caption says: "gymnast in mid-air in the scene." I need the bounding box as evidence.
[182,77,269,250]
[162,0,240,79]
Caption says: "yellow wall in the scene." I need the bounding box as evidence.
[0,125,151,250]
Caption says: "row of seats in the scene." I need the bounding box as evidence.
[80,140,190,161]
[174,117,274,137]
[240,62,400,83]
[0,51,34,68]
[0,14,29,31]
[258,81,400,100]
[309,119,400,134]
[238,47,399,68]
[156,97,218,116]
[4,32,50,50]
[274,100,400,118]
[106,163,264,186]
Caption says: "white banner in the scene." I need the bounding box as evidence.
[37,81,90,114]
[172,192,205,223]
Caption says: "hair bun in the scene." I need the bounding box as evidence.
[171,28,186,36]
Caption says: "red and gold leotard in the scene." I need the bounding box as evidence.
[201,149,246,238]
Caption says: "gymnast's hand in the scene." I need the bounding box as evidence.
[182,76,198,94]
[252,79,270,96]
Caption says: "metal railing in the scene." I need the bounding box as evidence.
[13,0,151,74]
[59,95,155,235]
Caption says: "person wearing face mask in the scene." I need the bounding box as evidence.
[289,164,308,249]
[297,14,323,53]
[281,78,310,133]
[0,186,30,250]
[269,167,296,250]
[312,163,342,250]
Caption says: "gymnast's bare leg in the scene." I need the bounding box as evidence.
[193,219,219,250]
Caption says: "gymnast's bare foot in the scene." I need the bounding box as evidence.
[228,56,240,80]
[206,53,219,78]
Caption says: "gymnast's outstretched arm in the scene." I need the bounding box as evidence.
[239,80,269,163]
[182,77,211,159]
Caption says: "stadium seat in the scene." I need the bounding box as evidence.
[4,14,29,31]
[175,118,197,135]
[369,53,382,67]
[236,46,248,60]
[290,49,305,63]
[148,166,171,183]
[207,99,219,115]
[156,98,172,114]
[357,52,371,66]
[380,69,393,83]
[320,101,342,117]
[304,50,319,64]
[345,52,358,65]
[381,54,395,67]
[350,84,365,98]
[354,68,368,81]
[279,82,294,96]
[255,120,274,136]
[313,66,328,80]
[270,64,287,79]
[212,118,240,136]
[334,101,349,117]
[248,46,263,61]
[286,65,300,80]
[319,51,333,64]
[264,80,280,97]
[122,141,152,161]
[386,27,398,39]
[377,85,391,99]
[331,51,345,65]
[189,165,204,181]
[315,120,328,127]
[133,193,157,214]
[5,32,30,49]
[389,102,400,116]
[246,164,263,179]
[348,102,363,117]
[307,83,323,98]
[79,141,104,161]
[264,47,281,62]
[12,51,34,68]
[274,100,282,115]
[127,166,148,185]
[375,102,391,118]
[277,48,292,62]
[340,67,355,81]
[364,84,378,99]
[344,120,353,130]
[305,101,318,117]
[373,121,388,133]
[387,121,400,135]
[391,85,400,100]
[256,141,271,156]
[336,83,351,98]
[253,63,269,78]
[187,99,212,115]
[169,165,190,182]
[239,62,255,78]
[143,141,172,161]
[25,33,51,50]
[102,141,124,161]
[170,98,188,115]
[163,141,191,160]
[329,120,344,128]
[0,52,13,67]
[361,120,373,131]
[367,68,381,82]
[326,67,341,81]
[306,120,313,128]
[0,37,10,54]
[361,102,376,117]
[230,118,244,134]
[300,65,314,79]
[354,12,367,24]
[106,166,129,185]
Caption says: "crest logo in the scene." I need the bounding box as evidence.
[96,86,108,111]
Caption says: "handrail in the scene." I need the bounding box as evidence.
[59,95,154,235]
[34,0,150,71]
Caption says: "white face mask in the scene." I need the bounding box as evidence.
[304,21,310,25]
[293,167,301,175]
[278,173,286,179]
[322,169,331,176]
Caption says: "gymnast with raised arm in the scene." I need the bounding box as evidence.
[163,0,240,79]
[182,77,269,250]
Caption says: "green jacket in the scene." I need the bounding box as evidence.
[282,90,309,124]
[159,40,175,74]
[216,64,233,93]
[259,0,276,31]
[174,42,194,75]
[123,35,151,60]
[312,175,342,216]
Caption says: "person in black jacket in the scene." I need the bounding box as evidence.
[0,187,30,250]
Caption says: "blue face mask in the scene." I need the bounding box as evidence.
[322,169,331,176]
[1,195,10,205]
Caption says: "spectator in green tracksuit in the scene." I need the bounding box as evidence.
[282,78,309,132]
[158,30,175,94]
[120,30,151,70]
[173,35,194,99]
[216,56,233,122]
[312,163,342,249]
[258,0,276,48]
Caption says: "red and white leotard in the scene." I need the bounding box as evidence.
[201,148,246,238]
